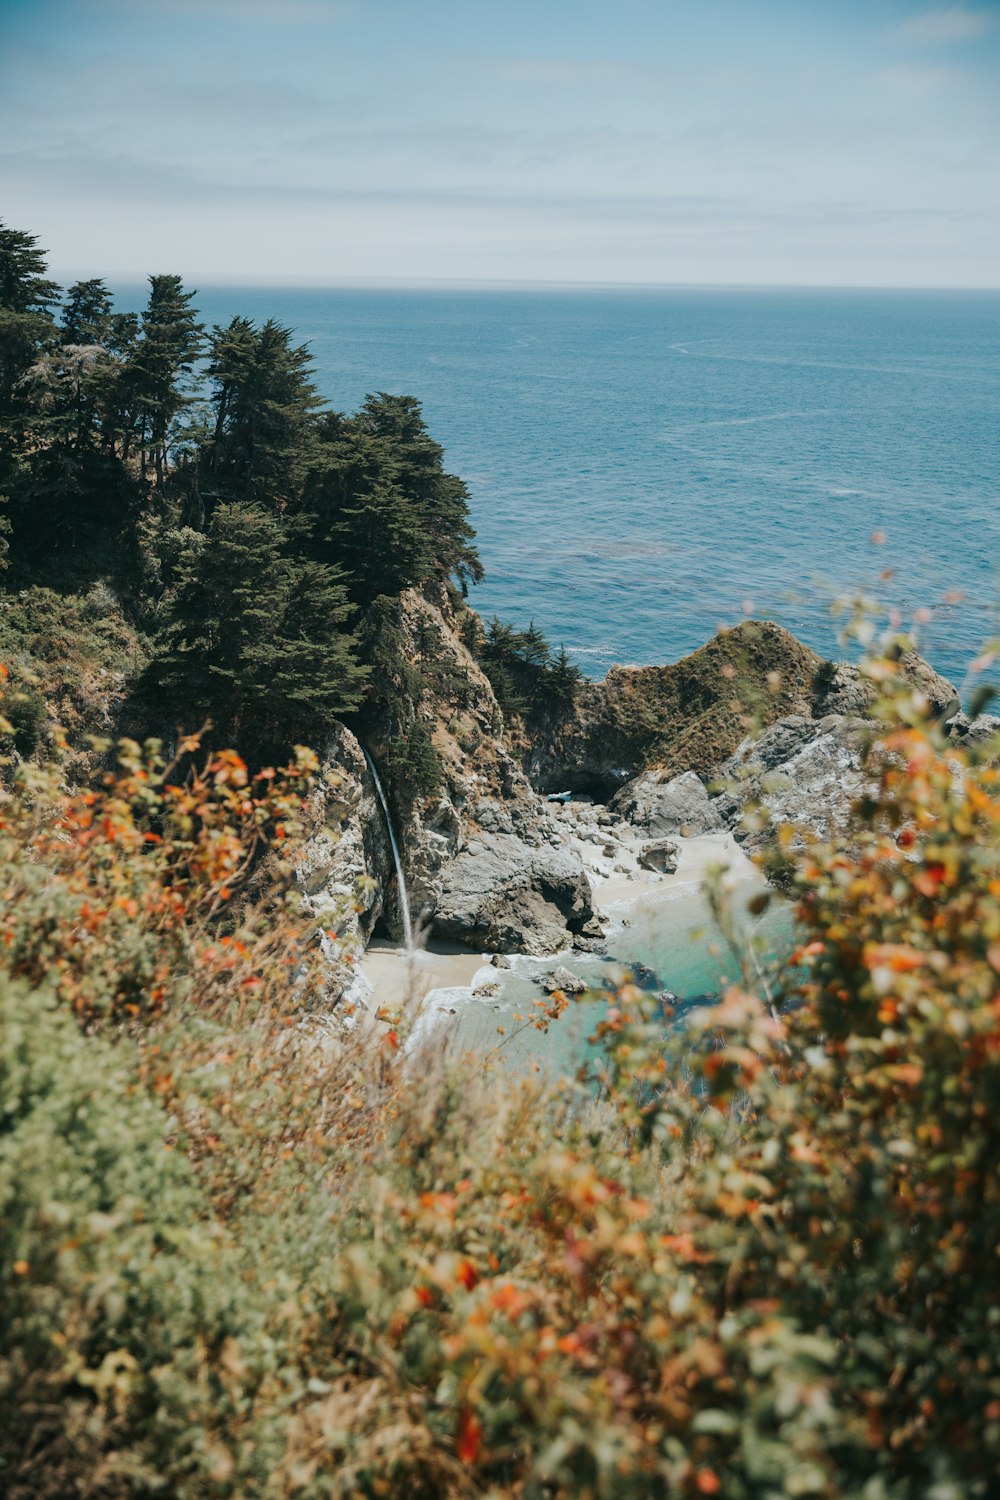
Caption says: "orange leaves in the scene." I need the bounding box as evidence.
[209,749,248,788]
[865,943,927,975]
[660,1233,711,1264]
[912,862,948,900]
[456,1408,483,1464]
[884,1064,924,1087]
[455,1257,479,1292]
[419,1191,458,1217]
[0,733,321,1025]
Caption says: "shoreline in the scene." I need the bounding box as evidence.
[359,831,765,1009]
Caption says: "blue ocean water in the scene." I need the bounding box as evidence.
[118,284,1000,687]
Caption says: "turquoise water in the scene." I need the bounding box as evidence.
[114,283,1000,690]
[421,879,795,1076]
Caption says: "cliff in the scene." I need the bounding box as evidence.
[308,590,966,971]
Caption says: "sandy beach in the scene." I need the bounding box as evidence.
[359,830,766,1010]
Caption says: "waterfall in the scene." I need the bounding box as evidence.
[362,749,414,953]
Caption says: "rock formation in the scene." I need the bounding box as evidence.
[303,582,970,978]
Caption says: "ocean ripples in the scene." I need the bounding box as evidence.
[151,283,1000,690]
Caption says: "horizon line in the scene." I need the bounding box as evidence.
[47,269,1000,295]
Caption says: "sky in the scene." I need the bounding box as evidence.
[0,0,998,287]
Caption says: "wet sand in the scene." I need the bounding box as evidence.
[362,939,486,1008]
[590,830,761,906]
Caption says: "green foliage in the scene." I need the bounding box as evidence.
[479,615,583,724]
[130,273,204,486]
[384,718,443,805]
[202,316,322,513]
[0,584,146,752]
[1,649,999,1495]
[0,221,58,428]
[353,393,482,591]
[149,502,367,745]
[0,220,487,767]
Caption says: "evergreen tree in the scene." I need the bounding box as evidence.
[548,644,584,709]
[353,393,482,590]
[151,502,367,743]
[60,279,114,346]
[520,620,552,670]
[131,275,203,487]
[0,222,59,461]
[204,317,321,513]
[318,470,432,602]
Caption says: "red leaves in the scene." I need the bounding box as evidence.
[455,1258,479,1291]
[913,862,947,899]
[456,1408,483,1464]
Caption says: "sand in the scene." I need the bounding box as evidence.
[358,831,765,1009]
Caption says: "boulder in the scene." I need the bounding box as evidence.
[718,713,871,855]
[612,769,723,837]
[947,712,1000,747]
[431,831,597,956]
[638,838,680,873]
[543,966,587,995]
[815,655,959,722]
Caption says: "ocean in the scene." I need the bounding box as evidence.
[115,281,999,1042]
[116,282,1000,692]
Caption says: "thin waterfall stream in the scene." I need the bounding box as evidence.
[362,748,414,954]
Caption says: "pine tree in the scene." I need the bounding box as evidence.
[548,644,584,707]
[60,279,114,346]
[0,222,59,457]
[204,317,321,513]
[131,275,203,487]
[353,393,482,590]
[151,502,367,743]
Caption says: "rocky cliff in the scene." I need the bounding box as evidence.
[304,587,970,974]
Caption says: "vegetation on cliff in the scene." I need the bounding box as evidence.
[0,221,493,769]
[2,218,997,1496]
[1,634,998,1495]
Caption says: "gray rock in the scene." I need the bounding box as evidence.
[612,769,724,836]
[815,655,959,722]
[638,838,680,873]
[431,831,596,956]
[543,966,587,995]
[490,952,513,969]
[718,713,871,856]
[948,712,1000,747]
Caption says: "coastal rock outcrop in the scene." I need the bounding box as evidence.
[432,831,597,955]
[298,724,391,949]
[526,621,823,793]
[345,584,602,957]
[946,711,1000,748]
[310,585,966,975]
[612,768,724,837]
[714,712,872,855]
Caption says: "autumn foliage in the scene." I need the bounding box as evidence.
[1,652,998,1497]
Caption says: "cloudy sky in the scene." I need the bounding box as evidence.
[1,0,998,286]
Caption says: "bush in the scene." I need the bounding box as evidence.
[0,645,998,1496]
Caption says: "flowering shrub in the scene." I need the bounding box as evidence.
[1,651,998,1496]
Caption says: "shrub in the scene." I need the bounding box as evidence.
[0,644,997,1497]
